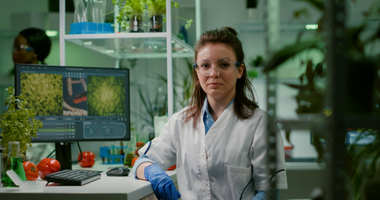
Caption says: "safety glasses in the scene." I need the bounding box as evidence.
[193,58,241,77]
[13,44,34,52]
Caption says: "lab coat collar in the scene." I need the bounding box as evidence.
[202,96,235,119]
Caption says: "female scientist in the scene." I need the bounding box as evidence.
[132,27,288,200]
[12,27,51,65]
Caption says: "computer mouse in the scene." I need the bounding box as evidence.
[106,167,130,176]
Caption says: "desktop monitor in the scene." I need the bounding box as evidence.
[15,64,130,169]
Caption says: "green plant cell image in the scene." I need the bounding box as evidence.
[87,76,126,116]
[21,73,63,116]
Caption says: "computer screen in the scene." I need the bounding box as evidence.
[15,64,130,169]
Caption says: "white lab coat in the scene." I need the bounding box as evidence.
[138,105,288,200]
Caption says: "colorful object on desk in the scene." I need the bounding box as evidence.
[99,146,126,164]
[22,161,39,181]
[78,151,95,168]
[284,146,294,159]
[131,157,138,167]
[168,165,176,171]
[69,22,113,34]
[37,158,61,180]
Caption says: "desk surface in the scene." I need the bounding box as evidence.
[0,162,176,200]
[0,160,323,200]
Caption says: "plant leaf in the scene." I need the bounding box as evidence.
[312,132,324,162]
[305,60,314,83]
[263,39,322,73]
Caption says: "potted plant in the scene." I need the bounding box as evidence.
[113,0,147,32]
[146,0,179,32]
[0,87,43,159]
[282,59,325,117]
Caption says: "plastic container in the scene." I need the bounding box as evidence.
[69,22,114,34]
[99,146,126,164]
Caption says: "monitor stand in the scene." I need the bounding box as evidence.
[55,142,72,170]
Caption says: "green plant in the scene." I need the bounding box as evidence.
[153,58,193,110]
[133,58,193,129]
[113,0,193,30]
[146,0,178,15]
[282,60,325,114]
[0,87,43,157]
[135,85,168,128]
[113,0,146,29]
[247,55,266,79]
[114,0,146,15]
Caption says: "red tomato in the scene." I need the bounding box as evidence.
[37,158,61,180]
[23,161,39,181]
[131,157,138,167]
[77,151,95,168]
[136,142,145,148]
[134,147,141,156]
[168,165,176,171]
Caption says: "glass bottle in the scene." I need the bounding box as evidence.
[1,141,27,187]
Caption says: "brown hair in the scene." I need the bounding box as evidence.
[184,27,259,127]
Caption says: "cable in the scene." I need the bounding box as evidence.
[46,142,82,163]
[64,142,83,163]
[46,149,56,158]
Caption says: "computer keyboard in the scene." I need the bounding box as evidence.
[45,169,102,185]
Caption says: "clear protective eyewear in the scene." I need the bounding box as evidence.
[193,58,241,76]
[13,44,34,52]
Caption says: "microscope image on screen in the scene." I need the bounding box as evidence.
[63,78,88,116]
[87,75,126,116]
[21,73,63,116]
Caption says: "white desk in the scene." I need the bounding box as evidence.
[0,163,177,200]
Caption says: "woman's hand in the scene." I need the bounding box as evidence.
[144,164,181,200]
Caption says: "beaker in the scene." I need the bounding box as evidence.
[1,141,27,187]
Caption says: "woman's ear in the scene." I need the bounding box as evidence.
[237,64,244,79]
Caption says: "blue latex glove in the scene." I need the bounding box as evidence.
[144,164,181,200]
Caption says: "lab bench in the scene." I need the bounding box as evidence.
[0,162,176,200]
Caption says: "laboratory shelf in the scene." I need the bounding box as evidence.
[342,116,380,129]
[278,118,325,131]
[63,32,168,39]
[65,33,194,59]
[236,20,379,34]
[278,115,380,131]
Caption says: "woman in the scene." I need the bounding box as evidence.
[12,27,51,65]
[132,27,287,200]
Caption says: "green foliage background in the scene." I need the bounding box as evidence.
[21,73,63,116]
[87,76,126,116]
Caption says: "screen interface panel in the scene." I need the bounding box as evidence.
[15,64,130,142]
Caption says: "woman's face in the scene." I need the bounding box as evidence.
[12,34,38,64]
[196,43,244,102]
